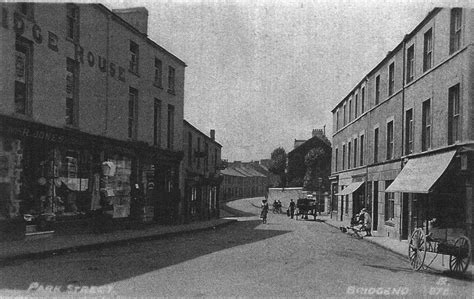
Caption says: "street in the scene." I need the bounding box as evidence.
[0,197,472,298]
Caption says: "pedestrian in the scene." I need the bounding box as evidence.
[261,199,269,224]
[289,199,296,219]
[360,208,372,236]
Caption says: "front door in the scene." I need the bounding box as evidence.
[373,182,378,231]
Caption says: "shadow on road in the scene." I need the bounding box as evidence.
[0,220,291,292]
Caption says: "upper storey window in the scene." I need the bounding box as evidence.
[129,41,139,75]
[406,45,415,83]
[66,4,79,42]
[450,8,462,54]
[388,62,394,96]
[375,75,380,105]
[154,58,163,88]
[168,66,176,94]
[423,29,433,72]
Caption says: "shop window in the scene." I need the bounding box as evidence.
[0,137,23,220]
[384,180,394,222]
[101,156,132,218]
[14,38,32,116]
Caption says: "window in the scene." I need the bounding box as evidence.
[336,110,340,131]
[343,103,347,126]
[405,109,413,154]
[154,58,162,88]
[386,121,394,160]
[214,148,218,169]
[153,99,162,146]
[374,128,379,163]
[355,94,358,119]
[128,87,138,139]
[422,99,431,151]
[406,45,414,83]
[167,104,175,149]
[388,62,394,96]
[205,142,209,171]
[375,75,380,104]
[342,144,346,170]
[66,58,78,126]
[360,134,364,166]
[353,138,358,167]
[197,137,201,169]
[423,29,432,72]
[384,180,394,221]
[335,148,338,172]
[14,38,32,115]
[168,66,175,94]
[348,141,351,169]
[448,84,461,145]
[450,8,462,54]
[129,41,139,74]
[188,132,192,166]
[349,99,352,122]
[361,87,365,113]
[16,3,34,19]
[66,4,79,42]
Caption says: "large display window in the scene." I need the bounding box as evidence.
[101,155,132,218]
[0,136,23,220]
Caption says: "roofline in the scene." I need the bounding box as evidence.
[331,7,442,113]
[183,119,222,147]
[288,135,331,156]
[94,4,187,67]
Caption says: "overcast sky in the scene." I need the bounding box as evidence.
[103,0,467,162]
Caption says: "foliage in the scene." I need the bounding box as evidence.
[269,147,287,187]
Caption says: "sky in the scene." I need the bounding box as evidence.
[100,0,468,162]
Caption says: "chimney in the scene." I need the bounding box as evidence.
[210,129,215,141]
[113,7,149,35]
[312,129,324,138]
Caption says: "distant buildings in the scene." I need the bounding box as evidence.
[330,8,474,245]
[220,161,274,201]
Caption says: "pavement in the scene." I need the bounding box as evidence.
[318,213,473,276]
[0,216,237,263]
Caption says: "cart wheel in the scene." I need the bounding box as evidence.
[449,236,471,273]
[408,228,426,271]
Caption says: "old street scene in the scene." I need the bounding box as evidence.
[0,1,473,298]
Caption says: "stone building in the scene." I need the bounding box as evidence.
[182,120,222,221]
[0,3,186,237]
[330,8,474,245]
[220,161,270,201]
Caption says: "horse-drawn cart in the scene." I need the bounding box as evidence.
[408,227,471,273]
[295,197,317,221]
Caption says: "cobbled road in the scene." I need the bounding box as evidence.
[0,197,472,298]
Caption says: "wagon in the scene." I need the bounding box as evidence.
[295,197,317,220]
[408,227,471,273]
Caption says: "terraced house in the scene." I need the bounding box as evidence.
[0,3,186,238]
[330,8,474,246]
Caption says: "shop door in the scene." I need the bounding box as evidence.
[401,193,409,239]
[373,182,378,231]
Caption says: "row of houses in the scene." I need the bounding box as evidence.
[330,8,474,245]
[0,3,222,239]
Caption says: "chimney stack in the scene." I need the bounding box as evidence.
[113,7,149,35]
[210,129,215,141]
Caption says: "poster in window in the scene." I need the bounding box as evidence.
[15,51,26,83]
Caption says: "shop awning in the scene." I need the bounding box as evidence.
[336,181,364,196]
[385,150,456,194]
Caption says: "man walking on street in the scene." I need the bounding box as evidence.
[289,199,296,219]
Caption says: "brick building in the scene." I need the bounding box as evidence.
[330,8,474,244]
[182,120,222,221]
[0,3,186,237]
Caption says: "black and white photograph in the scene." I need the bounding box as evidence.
[0,0,472,297]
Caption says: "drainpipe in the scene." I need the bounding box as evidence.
[104,13,110,135]
[400,36,407,238]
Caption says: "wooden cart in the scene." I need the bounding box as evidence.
[295,198,317,221]
[408,228,471,273]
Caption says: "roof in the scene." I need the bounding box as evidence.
[288,134,332,157]
[221,162,268,178]
[385,150,456,193]
[183,120,222,147]
[221,168,246,177]
[331,8,442,113]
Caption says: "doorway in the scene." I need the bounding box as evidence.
[373,181,378,231]
[401,193,409,239]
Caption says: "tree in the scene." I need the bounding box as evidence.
[303,148,330,191]
[269,147,287,187]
